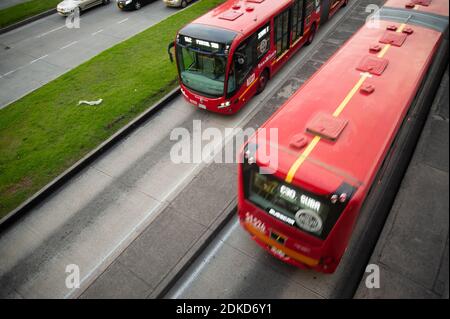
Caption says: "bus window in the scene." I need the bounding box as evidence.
[292,0,304,43]
[234,35,256,88]
[274,8,291,58]
[305,0,315,25]
[176,37,229,98]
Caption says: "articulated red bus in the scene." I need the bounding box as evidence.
[169,0,349,114]
[237,0,448,273]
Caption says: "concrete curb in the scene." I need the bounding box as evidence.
[151,202,238,299]
[0,87,181,231]
[0,8,56,35]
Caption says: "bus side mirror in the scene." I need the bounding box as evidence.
[168,42,175,63]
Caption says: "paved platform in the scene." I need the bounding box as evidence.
[355,68,449,299]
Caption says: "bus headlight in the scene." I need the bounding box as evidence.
[218,101,231,109]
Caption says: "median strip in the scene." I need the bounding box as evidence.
[0,0,60,30]
[0,0,226,220]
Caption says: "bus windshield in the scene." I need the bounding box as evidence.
[177,44,228,98]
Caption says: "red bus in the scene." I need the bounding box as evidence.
[169,0,349,114]
[237,0,449,273]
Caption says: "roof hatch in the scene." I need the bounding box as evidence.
[306,113,348,142]
[379,31,408,47]
[219,11,244,21]
[356,55,389,76]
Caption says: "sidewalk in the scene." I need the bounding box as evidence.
[355,68,449,299]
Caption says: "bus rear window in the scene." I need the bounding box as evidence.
[248,171,330,237]
[242,163,353,240]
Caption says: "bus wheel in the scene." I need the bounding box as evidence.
[342,0,349,7]
[181,0,187,8]
[306,24,316,45]
[257,70,269,94]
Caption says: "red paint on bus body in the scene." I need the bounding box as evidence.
[237,0,448,273]
[174,0,348,114]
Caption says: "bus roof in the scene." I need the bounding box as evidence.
[384,0,449,17]
[190,0,292,38]
[250,7,447,195]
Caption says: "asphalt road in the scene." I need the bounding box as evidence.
[165,219,338,298]
[0,0,179,109]
[1,0,406,300]
[0,0,366,299]
[0,0,27,10]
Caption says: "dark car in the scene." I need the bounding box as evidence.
[116,0,154,10]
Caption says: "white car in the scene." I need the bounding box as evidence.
[57,0,110,16]
[163,0,193,8]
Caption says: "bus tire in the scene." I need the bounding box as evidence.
[342,0,349,7]
[181,0,188,8]
[306,23,316,45]
[257,69,269,94]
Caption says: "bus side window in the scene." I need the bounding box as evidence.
[292,0,304,42]
[305,0,315,26]
[234,35,256,88]
[274,8,291,58]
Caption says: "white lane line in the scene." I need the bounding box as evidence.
[117,18,129,24]
[3,70,16,76]
[36,26,65,38]
[3,64,27,76]
[171,220,240,299]
[92,29,104,36]
[30,54,49,64]
[60,41,78,50]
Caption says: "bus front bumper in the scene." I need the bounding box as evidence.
[238,211,339,274]
[180,86,240,114]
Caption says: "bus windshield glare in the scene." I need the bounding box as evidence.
[176,37,234,98]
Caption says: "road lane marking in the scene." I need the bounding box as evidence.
[2,64,26,76]
[30,54,49,64]
[92,29,104,36]
[60,41,78,50]
[3,70,16,76]
[171,220,240,299]
[117,18,129,24]
[36,26,65,38]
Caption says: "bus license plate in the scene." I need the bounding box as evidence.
[270,246,286,258]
